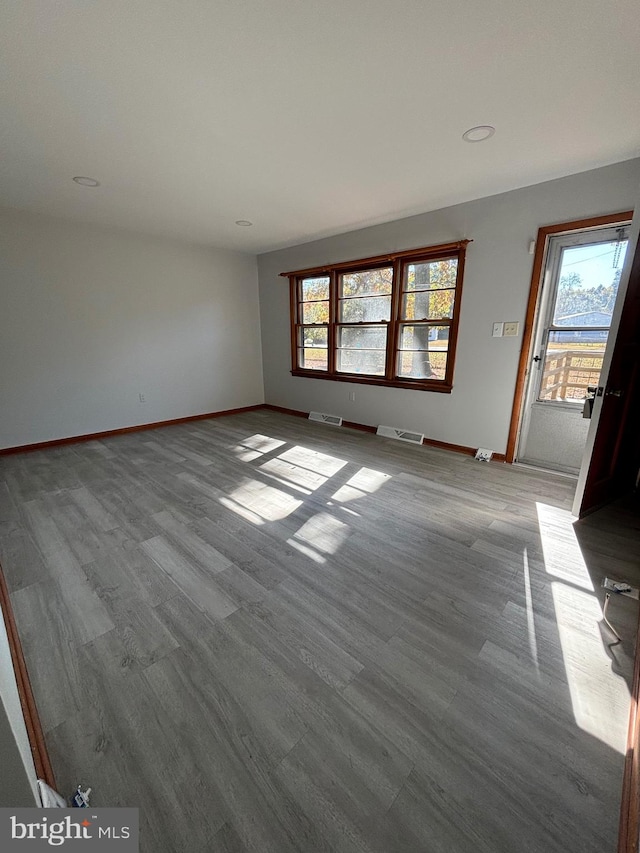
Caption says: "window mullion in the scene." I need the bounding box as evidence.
[328,271,338,375]
[290,276,299,370]
[386,259,402,380]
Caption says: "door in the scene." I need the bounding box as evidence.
[576,224,640,515]
[517,223,630,474]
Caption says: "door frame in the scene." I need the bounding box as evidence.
[505,210,634,463]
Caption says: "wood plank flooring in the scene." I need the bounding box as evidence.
[0,410,637,852]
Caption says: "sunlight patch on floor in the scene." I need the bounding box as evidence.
[257,445,349,494]
[219,496,265,526]
[231,433,286,462]
[333,504,361,517]
[278,446,348,477]
[293,512,350,555]
[551,581,629,752]
[536,502,594,590]
[287,538,326,564]
[331,467,391,503]
[224,477,302,521]
[536,502,629,753]
[259,457,327,492]
[522,547,540,674]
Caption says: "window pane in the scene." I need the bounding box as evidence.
[338,325,387,349]
[337,324,387,376]
[402,289,454,320]
[341,267,393,298]
[398,324,449,349]
[405,259,458,291]
[553,241,627,326]
[539,329,607,402]
[397,350,447,380]
[301,276,330,302]
[397,324,448,380]
[337,349,386,376]
[300,327,328,347]
[340,295,391,322]
[298,348,328,370]
[302,300,329,323]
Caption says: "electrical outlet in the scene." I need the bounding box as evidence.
[603,577,639,598]
[349,391,356,402]
[492,322,504,337]
[475,448,493,462]
[139,393,146,403]
[503,321,520,337]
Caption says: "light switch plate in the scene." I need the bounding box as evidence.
[504,321,519,337]
[492,322,504,337]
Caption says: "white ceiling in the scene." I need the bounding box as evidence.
[1,1,639,254]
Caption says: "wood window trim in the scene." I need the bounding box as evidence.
[505,211,633,463]
[282,240,470,393]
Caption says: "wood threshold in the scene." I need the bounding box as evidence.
[263,404,507,462]
[0,559,56,791]
[0,405,264,455]
[618,611,640,853]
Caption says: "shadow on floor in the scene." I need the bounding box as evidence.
[574,493,640,689]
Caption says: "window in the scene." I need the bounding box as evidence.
[284,241,469,392]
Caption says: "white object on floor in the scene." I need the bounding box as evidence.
[37,780,67,808]
[71,786,92,807]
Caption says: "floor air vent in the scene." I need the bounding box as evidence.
[308,411,343,427]
[376,425,424,445]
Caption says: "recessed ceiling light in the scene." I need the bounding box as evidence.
[235,219,253,227]
[73,176,100,187]
[462,125,495,143]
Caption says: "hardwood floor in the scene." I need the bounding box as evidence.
[0,410,637,852]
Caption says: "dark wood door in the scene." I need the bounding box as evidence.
[579,230,640,516]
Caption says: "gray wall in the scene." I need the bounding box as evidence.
[0,209,264,449]
[258,159,640,453]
